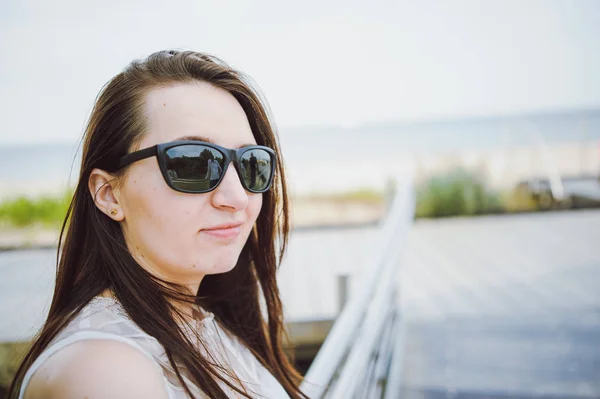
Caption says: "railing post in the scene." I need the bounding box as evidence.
[385,176,397,211]
[337,274,349,314]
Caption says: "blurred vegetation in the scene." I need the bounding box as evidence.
[0,191,71,228]
[0,169,555,229]
[502,184,541,213]
[301,188,385,204]
[415,169,504,218]
[0,341,29,396]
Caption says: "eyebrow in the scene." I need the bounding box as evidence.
[176,135,214,143]
[175,135,256,148]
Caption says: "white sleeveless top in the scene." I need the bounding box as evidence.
[19,296,291,399]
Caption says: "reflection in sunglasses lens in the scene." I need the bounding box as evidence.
[240,149,272,191]
[165,145,225,192]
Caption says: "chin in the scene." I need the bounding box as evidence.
[208,263,237,275]
[207,255,240,275]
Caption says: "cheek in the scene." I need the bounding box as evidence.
[123,171,194,239]
[247,194,263,224]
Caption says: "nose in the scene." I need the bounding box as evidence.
[210,162,248,211]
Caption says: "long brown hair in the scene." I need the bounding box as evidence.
[9,50,307,399]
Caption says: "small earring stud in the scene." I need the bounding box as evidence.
[110,208,118,216]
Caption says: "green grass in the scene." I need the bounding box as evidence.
[415,169,504,218]
[0,191,72,228]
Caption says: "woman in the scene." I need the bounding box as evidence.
[9,50,308,399]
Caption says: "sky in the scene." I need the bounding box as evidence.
[0,0,599,145]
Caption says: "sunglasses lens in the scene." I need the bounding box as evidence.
[239,148,273,192]
[165,145,225,192]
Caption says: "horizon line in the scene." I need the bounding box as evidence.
[1,105,599,147]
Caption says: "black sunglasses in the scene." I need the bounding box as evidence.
[116,140,276,194]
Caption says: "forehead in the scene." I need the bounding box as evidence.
[139,82,256,149]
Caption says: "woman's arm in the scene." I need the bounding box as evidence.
[24,339,170,399]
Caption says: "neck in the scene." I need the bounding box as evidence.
[99,284,209,322]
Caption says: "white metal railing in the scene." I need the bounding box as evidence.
[531,129,565,201]
[300,176,415,398]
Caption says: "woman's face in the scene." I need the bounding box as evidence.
[116,82,262,290]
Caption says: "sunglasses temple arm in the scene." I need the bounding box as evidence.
[117,146,159,169]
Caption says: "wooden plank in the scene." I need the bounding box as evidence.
[398,210,600,398]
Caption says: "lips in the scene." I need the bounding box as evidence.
[201,222,243,239]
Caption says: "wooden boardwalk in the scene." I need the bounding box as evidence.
[399,210,600,398]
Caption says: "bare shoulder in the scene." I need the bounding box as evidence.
[24,339,170,399]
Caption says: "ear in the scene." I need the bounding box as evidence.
[89,168,124,221]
